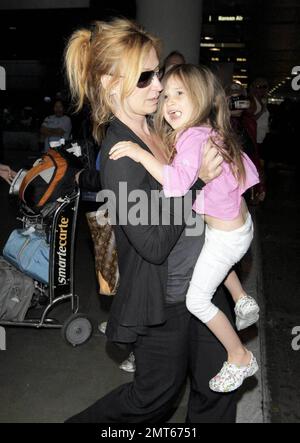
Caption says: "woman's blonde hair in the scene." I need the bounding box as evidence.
[64,18,161,142]
[154,64,246,183]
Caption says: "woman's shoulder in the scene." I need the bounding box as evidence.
[106,117,132,139]
[100,120,149,181]
[101,119,133,153]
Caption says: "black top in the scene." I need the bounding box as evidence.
[79,165,101,191]
[100,117,205,343]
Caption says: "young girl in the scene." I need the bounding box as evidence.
[109,64,260,393]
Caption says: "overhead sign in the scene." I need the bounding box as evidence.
[218,16,244,22]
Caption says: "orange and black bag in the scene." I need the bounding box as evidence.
[19,148,82,211]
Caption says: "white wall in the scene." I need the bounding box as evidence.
[137,0,203,64]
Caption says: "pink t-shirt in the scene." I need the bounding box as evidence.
[163,127,260,220]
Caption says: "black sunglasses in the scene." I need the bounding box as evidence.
[137,68,164,88]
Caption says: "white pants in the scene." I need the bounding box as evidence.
[186,213,254,324]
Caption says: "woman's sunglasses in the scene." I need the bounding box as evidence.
[137,68,164,88]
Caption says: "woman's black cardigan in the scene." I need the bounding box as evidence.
[98,118,205,343]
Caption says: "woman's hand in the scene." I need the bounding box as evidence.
[0,164,11,173]
[0,165,17,184]
[109,142,144,163]
[199,140,223,184]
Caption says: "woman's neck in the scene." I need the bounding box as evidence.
[114,110,168,163]
[115,111,151,138]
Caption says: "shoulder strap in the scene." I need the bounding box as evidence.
[19,150,68,208]
[37,150,68,207]
[19,154,56,204]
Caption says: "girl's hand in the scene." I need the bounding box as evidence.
[109,142,143,163]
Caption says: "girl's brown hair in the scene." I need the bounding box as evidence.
[64,18,161,143]
[154,64,246,183]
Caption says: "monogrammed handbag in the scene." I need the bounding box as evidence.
[86,211,120,296]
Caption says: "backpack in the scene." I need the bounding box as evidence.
[18,143,83,212]
[0,257,35,321]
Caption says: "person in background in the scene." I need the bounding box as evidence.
[163,50,186,75]
[228,82,265,204]
[0,164,16,184]
[247,78,270,201]
[40,99,72,152]
[249,78,270,148]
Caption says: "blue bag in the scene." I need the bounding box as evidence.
[3,228,49,285]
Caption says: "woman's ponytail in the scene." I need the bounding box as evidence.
[64,28,92,112]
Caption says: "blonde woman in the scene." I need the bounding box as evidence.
[65,19,237,423]
[110,64,260,393]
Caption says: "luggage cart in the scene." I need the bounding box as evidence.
[0,189,93,346]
